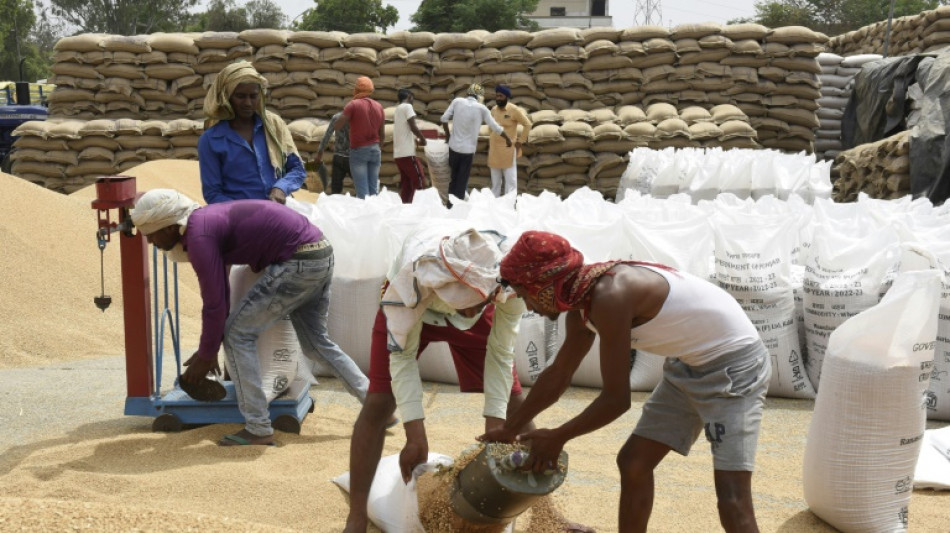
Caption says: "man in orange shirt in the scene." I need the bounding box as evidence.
[488,85,531,197]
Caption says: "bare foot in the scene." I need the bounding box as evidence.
[342,515,368,533]
[218,429,276,446]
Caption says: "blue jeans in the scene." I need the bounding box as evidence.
[348,144,381,198]
[223,251,369,436]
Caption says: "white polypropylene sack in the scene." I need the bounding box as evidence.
[322,275,387,374]
[227,265,300,402]
[803,269,941,533]
[332,453,453,533]
[914,427,950,490]
[713,215,815,398]
[802,226,901,389]
[513,312,552,386]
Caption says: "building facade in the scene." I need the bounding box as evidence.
[528,0,612,29]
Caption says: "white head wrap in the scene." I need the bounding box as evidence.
[381,228,507,351]
[130,189,200,263]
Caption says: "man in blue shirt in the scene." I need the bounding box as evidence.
[198,61,306,204]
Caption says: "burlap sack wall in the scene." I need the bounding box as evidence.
[826,5,950,56]
[832,130,910,202]
[26,24,828,197]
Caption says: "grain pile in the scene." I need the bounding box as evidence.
[0,159,318,368]
[826,5,950,56]
[832,130,910,201]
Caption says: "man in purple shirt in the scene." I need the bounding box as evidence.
[130,189,372,446]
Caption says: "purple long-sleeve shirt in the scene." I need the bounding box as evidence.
[182,200,324,360]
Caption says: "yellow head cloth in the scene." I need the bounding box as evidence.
[203,61,299,177]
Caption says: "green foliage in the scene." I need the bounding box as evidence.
[411,0,540,32]
[294,0,398,33]
[49,0,199,35]
[0,0,55,82]
[245,0,285,29]
[189,0,250,32]
[742,0,946,35]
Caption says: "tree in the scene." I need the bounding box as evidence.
[294,0,398,33]
[188,0,250,32]
[24,1,66,81]
[411,0,540,32]
[245,0,285,28]
[49,0,199,35]
[0,0,52,82]
[736,0,946,36]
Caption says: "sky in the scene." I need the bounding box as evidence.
[265,0,762,31]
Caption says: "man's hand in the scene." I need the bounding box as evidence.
[504,135,512,148]
[517,428,566,474]
[269,188,287,204]
[477,423,518,444]
[399,419,429,483]
[416,136,427,147]
[314,153,323,164]
[182,352,220,385]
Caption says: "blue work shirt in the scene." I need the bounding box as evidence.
[197,114,306,204]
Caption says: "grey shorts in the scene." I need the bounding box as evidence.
[633,341,771,471]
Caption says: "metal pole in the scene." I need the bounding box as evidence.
[884,0,896,58]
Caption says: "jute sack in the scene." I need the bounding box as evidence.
[620,25,670,41]
[483,29,532,48]
[102,35,151,54]
[624,122,657,142]
[54,33,108,52]
[580,26,622,44]
[147,33,199,55]
[527,28,582,49]
[722,23,769,40]
[194,31,242,49]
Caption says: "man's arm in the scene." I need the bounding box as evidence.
[407,115,427,146]
[492,309,595,436]
[389,319,426,422]
[334,105,351,131]
[198,133,231,204]
[440,100,456,142]
[315,114,339,162]
[389,319,429,482]
[481,297,526,429]
[271,152,306,201]
[514,106,532,148]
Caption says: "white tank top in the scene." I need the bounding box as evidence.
[586,265,760,366]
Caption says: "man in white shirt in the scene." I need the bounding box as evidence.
[393,88,429,203]
[342,228,529,533]
[440,83,512,202]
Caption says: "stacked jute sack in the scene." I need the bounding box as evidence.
[255,102,758,199]
[516,102,757,197]
[832,130,910,202]
[814,52,882,161]
[44,25,827,150]
[12,101,756,197]
[9,118,204,192]
[826,5,950,56]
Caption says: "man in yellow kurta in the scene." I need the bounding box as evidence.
[488,85,532,197]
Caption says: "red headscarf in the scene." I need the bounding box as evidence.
[500,231,676,315]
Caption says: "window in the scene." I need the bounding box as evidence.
[591,0,606,16]
[550,7,566,16]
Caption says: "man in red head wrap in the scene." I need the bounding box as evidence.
[484,230,772,533]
